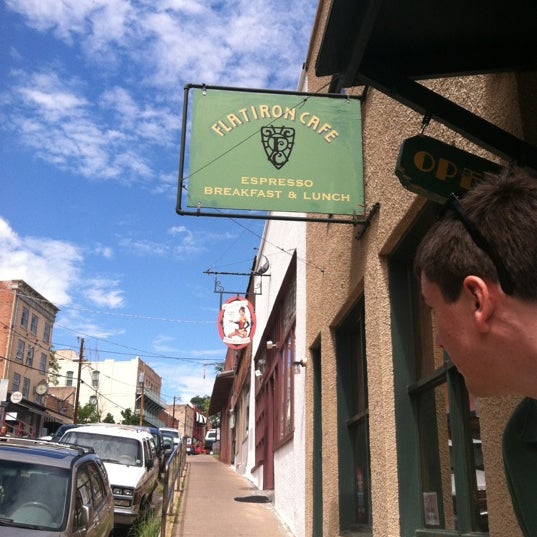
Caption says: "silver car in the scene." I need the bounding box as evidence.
[0,438,114,536]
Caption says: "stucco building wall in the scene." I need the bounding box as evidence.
[304,2,533,536]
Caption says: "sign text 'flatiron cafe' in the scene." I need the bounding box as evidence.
[185,87,364,216]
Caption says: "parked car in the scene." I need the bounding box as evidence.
[50,423,82,443]
[186,437,204,455]
[0,437,114,536]
[159,427,181,447]
[160,432,175,456]
[204,429,219,452]
[60,424,158,527]
[131,426,167,474]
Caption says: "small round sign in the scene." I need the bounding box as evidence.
[10,391,23,404]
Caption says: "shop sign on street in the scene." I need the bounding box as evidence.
[217,296,256,350]
[395,135,502,203]
[184,86,364,215]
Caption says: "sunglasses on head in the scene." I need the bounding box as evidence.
[443,193,514,295]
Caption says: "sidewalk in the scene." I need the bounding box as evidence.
[173,454,294,537]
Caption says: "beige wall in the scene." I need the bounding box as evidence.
[304,2,531,536]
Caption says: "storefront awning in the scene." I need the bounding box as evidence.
[316,0,537,171]
[208,371,235,416]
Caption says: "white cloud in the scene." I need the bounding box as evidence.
[3,0,316,192]
[94,244,114,259]
[119,225,236,259]
[83,278,125,309]
[156,359,219,403]
[9,0,315,91]
[152,334,177,354]
[0,216,126,320]
[118,237,171,257]
[0,216,82,306]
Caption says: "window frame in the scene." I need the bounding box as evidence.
[20,307,29,328]
[26,346,34,367]
[389,203,488,536]
[43,322,51,343]
[335,298,371,533]
[66,371,74,387]
[40,352,47,372]
[16,339,25,362]
[22,377,30,398]
[30,314,38,335]
[12,372,21,392]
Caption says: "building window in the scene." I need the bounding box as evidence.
[43,322,51,343]
[278,328,295,440]
[66,371,74,387]
[16,340,25,362]
[22,377,30,398]
[390,204,488,535]
[409,280,488,533]
[26,346,34,367]
[30,314,38,335]
[39,352,47,372]
[12,373,21,392]
[336,299,371,532]
[254,350,267,468]
[21,307,29,328]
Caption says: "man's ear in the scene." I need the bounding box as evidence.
[462,275,494,332]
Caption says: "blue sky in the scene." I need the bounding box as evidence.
[0,0,317,406]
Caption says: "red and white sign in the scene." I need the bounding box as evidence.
[218,296,256,350]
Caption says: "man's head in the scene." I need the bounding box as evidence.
[415,169,537,396]
[415,170,537,303]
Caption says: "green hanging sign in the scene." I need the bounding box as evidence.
[395,135,502,203]
[185,87,364,215]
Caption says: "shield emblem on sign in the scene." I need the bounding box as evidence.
[260,126,295,169]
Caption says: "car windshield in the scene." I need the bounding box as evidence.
[0,462,70,530]
[63,432,142,466]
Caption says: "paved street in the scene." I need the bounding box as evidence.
[173,454,294,537]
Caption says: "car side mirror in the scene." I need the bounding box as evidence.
[146,458,154,469]
[77,504,92,530]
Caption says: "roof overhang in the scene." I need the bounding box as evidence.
[316,0,537,171]
[208,370,235,416]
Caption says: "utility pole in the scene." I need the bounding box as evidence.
[172,396,176,427]
[138,362,145,426]
[73,337,84,424]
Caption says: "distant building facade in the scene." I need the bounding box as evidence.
[54,352,166,426]
[0,280,59,436]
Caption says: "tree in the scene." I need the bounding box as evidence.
[47,348,61,386]
[77,402,100,424]
[120,408,139,425]
[103,413,115,423]
[190,395,210,415]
